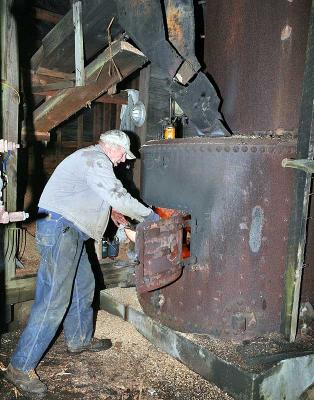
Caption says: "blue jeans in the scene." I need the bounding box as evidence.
[10,214,95,372]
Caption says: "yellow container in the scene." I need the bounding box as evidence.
[164,125,175,139]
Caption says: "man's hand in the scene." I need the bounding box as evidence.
[111,209,128,227]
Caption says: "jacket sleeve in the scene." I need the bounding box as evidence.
[86,157,151,221]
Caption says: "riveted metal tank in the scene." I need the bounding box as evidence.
[138,137,297,340]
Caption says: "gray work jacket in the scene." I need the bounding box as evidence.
[39,144,151,241]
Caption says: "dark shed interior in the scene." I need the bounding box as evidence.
[1,1,314,399]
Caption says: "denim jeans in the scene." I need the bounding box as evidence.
[10,214,95,372]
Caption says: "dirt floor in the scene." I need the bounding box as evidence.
[0,310,234,400]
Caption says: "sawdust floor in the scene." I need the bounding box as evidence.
[0,310,234,400]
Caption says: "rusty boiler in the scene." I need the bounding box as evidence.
[137,137,296,340]
[135,0,314,341]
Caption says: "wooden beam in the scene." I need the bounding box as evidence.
[96,92,128,105]
[73,0,85,86]
[34,131,50,141]
[31,0,122,73]
[36,67,75,80]
[6,276,36,305]
[32,80,75,94]
[33,40,147,133]
[33,7,63,24]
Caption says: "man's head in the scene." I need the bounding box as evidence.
[99,130,135,166]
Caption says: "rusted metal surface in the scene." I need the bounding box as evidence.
[139,137,297,339]
[113,0,228,136]
[164,0,200,73]
[136,216,185,294]
[204,0,311,135]
[114,0,183,78]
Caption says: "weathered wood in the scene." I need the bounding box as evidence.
[1,0,19,283]
[6,276,36,305]
[115,104,121,128]
[33,40,147,132]
[93,103,103,142]
[56,128,62,163]
[73,0,85,87]
[103,104,112,132]
[33,7,63,24]
[100,262,135,287]
[36,67,75,80]
[32,80,75,94]
[31,0,122,73]
[96,92,128,105]
[34,131,50,141]
[77,114,84,148]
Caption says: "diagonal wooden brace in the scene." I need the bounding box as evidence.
[33,40,147,133]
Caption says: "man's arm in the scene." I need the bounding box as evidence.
[86,157,151,221]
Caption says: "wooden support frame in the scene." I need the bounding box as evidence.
[35,67,75,81]
[33,40,147,133]
[73,0,85,87]
[33,7,62,24]
[31,1,121,73]
[0,0,37,308]
[32,80,75,94]
[1,0,19,288]
[95,92,128,105]
[93,103,103,142]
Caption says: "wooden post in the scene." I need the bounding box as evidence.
[77,114,84,148]
[115,104,122,129]
[1,0,19,282]
[73,0,85,86]
[103,104,112,132]
[56,128,62,163]
[93,103,103,143]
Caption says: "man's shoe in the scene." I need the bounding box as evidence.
[5,363,47,394]
[67,337,112,354]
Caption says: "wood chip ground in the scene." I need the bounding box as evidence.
[0,310,233,400]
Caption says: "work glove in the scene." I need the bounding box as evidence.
[143,210,160,222]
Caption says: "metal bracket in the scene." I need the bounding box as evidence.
[282,158,314,173]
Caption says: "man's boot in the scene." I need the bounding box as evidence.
[5,363,47,394]
[67,337,112,354]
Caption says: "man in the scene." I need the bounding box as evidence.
[5,130,154,395]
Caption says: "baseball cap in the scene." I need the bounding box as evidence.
[99,130,136,160]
